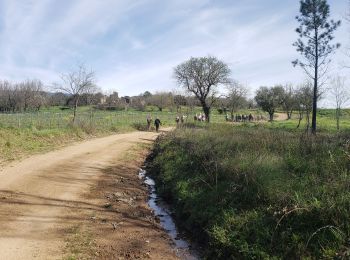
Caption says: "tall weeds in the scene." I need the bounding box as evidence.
[148,124,350,259]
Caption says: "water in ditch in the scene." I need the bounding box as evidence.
[139,169,200,260]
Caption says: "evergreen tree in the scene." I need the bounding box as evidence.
[293,0,340,134]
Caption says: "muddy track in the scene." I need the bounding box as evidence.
[0,130,178,260]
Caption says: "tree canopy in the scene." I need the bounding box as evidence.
[174,56,231,122]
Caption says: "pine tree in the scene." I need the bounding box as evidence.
[293,0,340,134]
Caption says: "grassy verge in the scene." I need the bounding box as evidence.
[0,123,137,164]
[147,124,350,259]
[63,226,96,260]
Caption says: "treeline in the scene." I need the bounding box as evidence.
[0,80,46,112]
[0,79,204,114]
[0,80,106,113]
[255,83,313,125]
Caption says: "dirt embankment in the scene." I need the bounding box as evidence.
[0,130,178,260]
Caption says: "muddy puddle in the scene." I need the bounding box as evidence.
[139,169,200,260]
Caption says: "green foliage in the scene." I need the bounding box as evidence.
[255,86,284,120]
[293,0,341,134]
[148,125,350,259]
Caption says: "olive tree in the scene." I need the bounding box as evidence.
[174,56,230,122]
[255,86,284,121]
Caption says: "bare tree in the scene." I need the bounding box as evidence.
[173,94,187,112]
[174,56,230,122]
[279,84,296,120]
[19,80,45,111]
[55,64,96,123]
[148,92,173,112]
[49,92,68,107]
[330,76,349,130]
[0,81,15,112]
[0,80,47,112]
[225,81,248,120]
[295,82,313,130]
[106,91,119,107]
[132,96,147,111]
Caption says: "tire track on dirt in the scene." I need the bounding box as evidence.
[0,130,177,260]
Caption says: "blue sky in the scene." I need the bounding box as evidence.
[0,0,348,99]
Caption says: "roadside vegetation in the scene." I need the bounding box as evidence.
[148,124,350,259]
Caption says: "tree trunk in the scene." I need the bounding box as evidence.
[297,111,303,129]
[311,76,317,134]
[200,100,210,122]
[73,103,77,123]
[336,107,340,131]
[73,96,79,123]
[269,112,274,121]
[312,30,318,135]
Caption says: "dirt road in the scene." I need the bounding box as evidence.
[0,130,178,260]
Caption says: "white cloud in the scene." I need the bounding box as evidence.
[0,0,347,104]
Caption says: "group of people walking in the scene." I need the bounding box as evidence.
[194,113,206,122]
[146,112,265,132]
[146,114,188,132]
[225,113,265,122]
[146,115,161,132]
[175,115,187,126]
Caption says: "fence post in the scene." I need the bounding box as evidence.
[17,114,20,128]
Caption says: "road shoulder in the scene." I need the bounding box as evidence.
[63,141,178,260]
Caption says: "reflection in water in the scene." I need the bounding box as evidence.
[139,169,199,260]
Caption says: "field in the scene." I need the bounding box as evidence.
[0,106,232,130]
[2,106,349,131]
[148,124,350,259]
[0,107,177,163]
[1,106,349,163]
[269,109,350,132]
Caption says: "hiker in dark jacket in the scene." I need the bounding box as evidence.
[154,118,161,132]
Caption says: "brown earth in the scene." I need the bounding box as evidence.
[0,130,178,260]
[274,112,288,121]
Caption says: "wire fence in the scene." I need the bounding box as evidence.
[0,111,227,130]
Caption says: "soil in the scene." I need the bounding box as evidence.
[0,130,178,260]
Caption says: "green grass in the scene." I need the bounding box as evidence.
[63,226,95,260]
[148,124,350,259]
[0,108,178,130]
[0,106,184,163]
[0,127,95,163]
[268,109,350,133]
[1,106,348,163]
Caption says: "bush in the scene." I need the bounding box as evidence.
[147,125,350,259]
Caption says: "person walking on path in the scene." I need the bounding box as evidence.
[146,114,152,130]
[175,116,180,127]
[154,118,161,132]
